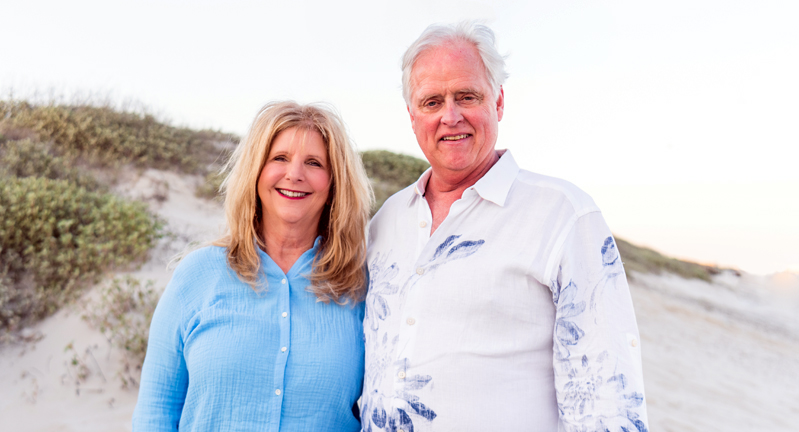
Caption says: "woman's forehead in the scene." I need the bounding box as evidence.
[271,126,328,157]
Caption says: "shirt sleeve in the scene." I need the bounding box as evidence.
[549,210,649,432]
[132,273,190,431]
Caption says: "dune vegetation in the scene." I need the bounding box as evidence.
[0,99,236,334]
[361,149,430,214]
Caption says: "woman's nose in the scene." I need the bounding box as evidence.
[285,160,304,181]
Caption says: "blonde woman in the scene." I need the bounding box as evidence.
[133,101,372,431]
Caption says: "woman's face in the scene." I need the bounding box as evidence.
[257,127,331,234]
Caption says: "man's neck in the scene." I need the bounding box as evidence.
[425,150,500,235]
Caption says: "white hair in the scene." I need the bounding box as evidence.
[401,21,508,105]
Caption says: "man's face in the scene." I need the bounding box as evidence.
[408,41,504,180]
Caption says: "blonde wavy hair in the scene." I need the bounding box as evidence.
[214,101,372,303]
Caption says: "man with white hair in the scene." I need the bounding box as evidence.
[361,22,649,432]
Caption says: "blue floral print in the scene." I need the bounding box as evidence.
[552,236,648,432]
[363,235,485,431]
[365,252,401,331]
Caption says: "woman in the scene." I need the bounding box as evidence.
[133,101,372,431]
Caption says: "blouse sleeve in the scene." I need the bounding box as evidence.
[132,272,190,431]
[549,210,650,432]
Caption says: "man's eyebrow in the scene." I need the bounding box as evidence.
[456,88,485,97]
[416,91,443,101]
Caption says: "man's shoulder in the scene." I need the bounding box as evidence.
[512,168,599,215]
[371,183,416,223]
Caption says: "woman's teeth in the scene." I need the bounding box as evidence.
[279,189,308,198]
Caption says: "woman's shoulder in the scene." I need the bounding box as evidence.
[170,246,231,287]
[161,245,244,309]
[177,245,228,268]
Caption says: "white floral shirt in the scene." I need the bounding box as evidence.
[362,150,649,432]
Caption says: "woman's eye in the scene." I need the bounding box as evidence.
[308,160,322,167]
[273,155,287,162]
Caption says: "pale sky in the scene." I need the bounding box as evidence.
[2,0,798,274]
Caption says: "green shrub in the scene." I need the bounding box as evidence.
[195,147,233,201]
[0,101,234,173]
[361,150,429,214]
[616,237,720,282]
[0,177,162,330]
[196,169,227,201]
[362,150,429,186]
[0,139,102,191]
[82,276,160,388]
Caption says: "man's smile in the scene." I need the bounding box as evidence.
[440,133,471,141]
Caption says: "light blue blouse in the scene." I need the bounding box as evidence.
[133,240,365,431]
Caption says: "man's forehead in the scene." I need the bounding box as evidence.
[409,41,489,97]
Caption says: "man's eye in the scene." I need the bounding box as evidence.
[424,100,439,108]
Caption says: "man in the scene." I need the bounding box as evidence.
[362,22,649,432]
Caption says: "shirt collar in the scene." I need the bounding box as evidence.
[256,235,322,278]
[409,149,519,207]
[411,167,433,202]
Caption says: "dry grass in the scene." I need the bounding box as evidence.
[615,237,723,282]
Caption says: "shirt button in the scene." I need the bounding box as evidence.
[398,371,406,379]
[281,278,286,284]
[419,221,427,228]
[281,347,287,352]
[406,317,416,326]
[282,312,288,318]
[275,389,281,395]
[631,338,639,347]
[399,429,405,432]
[416,267,424,275]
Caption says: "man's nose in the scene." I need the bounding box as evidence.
[440,102,463,126]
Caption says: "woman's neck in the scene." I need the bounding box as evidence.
[261,223,318,275]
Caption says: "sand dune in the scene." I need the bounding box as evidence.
[1,170,797,431]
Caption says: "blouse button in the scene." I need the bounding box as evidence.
[416,267,424,275]
[399,429,405,432]
[281,278,287,284]
[406,317,416,326]
[281,347,287,352]
[398,371,406,379]
[419,221,427,228]
[631,338,639,347]
[275,389,281,395]
[282,312,288,318]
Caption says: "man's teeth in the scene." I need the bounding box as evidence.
[279,190,309,198]
[441,134,469,141]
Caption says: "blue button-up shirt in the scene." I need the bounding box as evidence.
[133,240,364,431]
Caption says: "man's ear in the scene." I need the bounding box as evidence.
[496,86,505,122]
[407,104,415,129]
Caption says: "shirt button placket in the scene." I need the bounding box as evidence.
[273,276,291,420]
